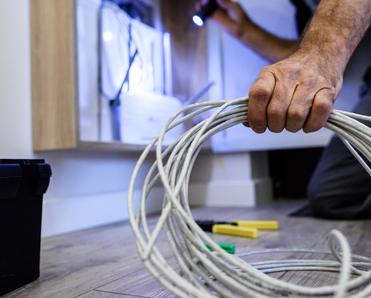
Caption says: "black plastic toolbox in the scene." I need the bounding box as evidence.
[0,159,51,295]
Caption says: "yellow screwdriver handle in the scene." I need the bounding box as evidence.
[234,220,279,230]
[212,224,258,239]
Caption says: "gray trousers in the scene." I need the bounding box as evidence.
[308,91,371,219]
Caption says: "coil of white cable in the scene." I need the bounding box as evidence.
[128,97,371,298]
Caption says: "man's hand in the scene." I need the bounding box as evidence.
[247,0,371,134]
[248,50,343,133]
[201,0,254,39]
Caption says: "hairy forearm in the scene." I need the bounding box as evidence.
[298,0,371,77]
[238,23,299,63]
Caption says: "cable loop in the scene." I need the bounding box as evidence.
[128,97,371,298]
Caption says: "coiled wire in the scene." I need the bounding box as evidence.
[128,97,371,298]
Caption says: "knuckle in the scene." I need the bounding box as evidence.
[260,67,277,80]
[287,108,306,122]
[316,75,328,84]
[286,70,301,81]
[267,104,284,119]
[249,86,270,101]
[260,66,273,74]
[287,108,307,124]
[314,99,332,114]
[304,76,317,87]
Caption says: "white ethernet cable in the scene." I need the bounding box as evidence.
[128,97,371,298]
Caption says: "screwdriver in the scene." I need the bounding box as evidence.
[195,219,279,231]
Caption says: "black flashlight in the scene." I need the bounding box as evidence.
[193,0,219,27]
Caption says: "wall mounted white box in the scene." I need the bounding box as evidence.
[120,92,184,146]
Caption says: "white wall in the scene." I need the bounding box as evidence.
[0,0,266,237]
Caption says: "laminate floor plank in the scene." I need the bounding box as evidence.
[78,289,147,298]
[96,270,174,298]
[3,217,169,298]
[3,201,371,298]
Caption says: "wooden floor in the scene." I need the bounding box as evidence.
[4,201,371,298]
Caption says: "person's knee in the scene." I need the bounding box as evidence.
[307,176,371,219]
[308,195,334,219]
[307,176,318,205]
[307,183,327,217]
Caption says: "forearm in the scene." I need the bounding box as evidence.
[297,0,371,77]
[211,0,299,62]
[238,23,299,63]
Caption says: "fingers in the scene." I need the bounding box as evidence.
[303,88,335,133]
[247,52,340,135]
[249,74,334,134]
[216,0,246,21]
[201,0,250,38]
[248,70,276,133]
[286,86,314,132]
[266,79,296,133]
[212,0,242,33]
[212,10,238,32]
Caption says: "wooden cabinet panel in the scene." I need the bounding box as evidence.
[31,0,78,151]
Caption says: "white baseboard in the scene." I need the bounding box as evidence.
[42,188,162,237]
[189,180,256,207]
[42,192,123,237]
[254,177,273,204]
[42,178,272,237]
[189,178,272,207]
